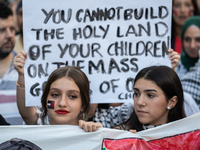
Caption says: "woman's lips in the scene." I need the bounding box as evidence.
[137,110,148,114]
[179,16,187,20]
[55,109,69,114]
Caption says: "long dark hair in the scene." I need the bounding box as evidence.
[122,66,185,131]
[41,66,90,121]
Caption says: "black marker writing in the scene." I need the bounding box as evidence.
[42,9,72,24]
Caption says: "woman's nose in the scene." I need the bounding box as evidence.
[58,96,67,107]
[136,95,146,106]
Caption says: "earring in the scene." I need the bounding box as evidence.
[167,106,170,110]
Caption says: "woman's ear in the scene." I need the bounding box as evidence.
[80,106,85,113]
[167,96,178,110]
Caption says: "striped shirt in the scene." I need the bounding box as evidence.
[0,52,23,125]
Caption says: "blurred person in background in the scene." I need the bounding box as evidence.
[0,2,23,125]
[175,16,200,79]
[175,15,200,110]
[171,0,199,54]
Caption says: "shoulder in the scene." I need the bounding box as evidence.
[183,92,200,117]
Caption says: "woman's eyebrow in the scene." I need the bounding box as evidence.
[133,88,139,91]
[134,88,157,92]
[144,89,157,92]
[49,88,80,94]
[68,90,80,94]
[49,88,60,92]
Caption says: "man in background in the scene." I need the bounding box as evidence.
[0,2,23,125]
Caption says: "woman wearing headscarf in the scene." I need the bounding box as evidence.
[175,16,200,79]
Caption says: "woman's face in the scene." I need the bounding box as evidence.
[183,26,200,58]
[47,77,82,125]
[133,78,169,126]
[173,0,194,26]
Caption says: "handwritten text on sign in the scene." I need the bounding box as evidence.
[23,0,172,106]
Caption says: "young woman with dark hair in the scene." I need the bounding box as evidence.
[80,66,186,132]
[119,65,185,131]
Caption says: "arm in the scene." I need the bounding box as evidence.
[14,50,38,125]
[168,49,180,70]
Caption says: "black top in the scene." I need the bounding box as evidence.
[0,114,10,125]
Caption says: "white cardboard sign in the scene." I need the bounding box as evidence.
[23,0,172,106]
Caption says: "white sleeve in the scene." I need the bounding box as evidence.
[183,92,200,117]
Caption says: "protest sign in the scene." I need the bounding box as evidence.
[23,0,172,106]
[0,112,199,149]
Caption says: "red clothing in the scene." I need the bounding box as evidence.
[174,36,182,54]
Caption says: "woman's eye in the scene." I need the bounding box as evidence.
[196,37,200,42]
[173,4,180,8]
[133,92,139,97]
[185,3,192,8]
[51,93,59,97]
[184,37,191,42]
[69,95,77,99]
[148,94,154,98]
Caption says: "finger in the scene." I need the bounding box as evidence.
[79,120,84,129]
[83,122,94,132]
[96,123,103,128]
[169,53,180,61]
[168,49,177,58]
[167,48,174,53]
[88,124,95,132]
[82,122,89,132]
[129,129,137,133]
[92,123,103,132]
[88,123,98,132]
[20,50,27,59]
[18,52,27,61]
[168,51,177,58]
[88,123,100,132]
[14,57,25,70]
[14,53,26,67]
[170,55,180,62]
[92,124,98,132]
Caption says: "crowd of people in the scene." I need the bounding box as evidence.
[0,0,200,136]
